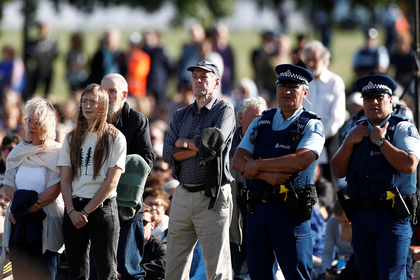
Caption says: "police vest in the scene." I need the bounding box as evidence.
[346,114,414,200]
[246,108,320,191]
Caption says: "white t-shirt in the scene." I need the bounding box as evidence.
[16,166,46,193]
[6,165,60,193]
[58,131,127,199]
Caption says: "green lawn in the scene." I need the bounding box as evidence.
[0,27,382,104]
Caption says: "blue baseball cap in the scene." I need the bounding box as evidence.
[187,60,220,78]
[275,64,314,86]
[355,74,397,97]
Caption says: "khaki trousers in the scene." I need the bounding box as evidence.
[165,184,233,280]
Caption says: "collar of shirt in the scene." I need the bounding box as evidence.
[113,102,130,128]
[367,113,392,130]
[187,97,218,114]
[273,106,304,131]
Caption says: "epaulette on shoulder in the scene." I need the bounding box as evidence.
[301,110,321,120]
[262,107,277,115]
[391,113,409,123]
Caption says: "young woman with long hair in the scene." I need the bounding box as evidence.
[58,83,126,279]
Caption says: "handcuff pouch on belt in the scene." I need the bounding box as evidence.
[248,182,317,222]
[296,184,317,222]
[337,190,356,222]
[406,193,420,227]
[338,187,414,222]
[236,181,248,217]
[382,186,411,219]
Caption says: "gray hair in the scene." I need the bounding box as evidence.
[237,97,268,118]
[101,73,129,92]
[101,73,128,102]
[24,97,57,148]
[304,40,331,67]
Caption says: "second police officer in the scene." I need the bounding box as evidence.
[331,74,420,279]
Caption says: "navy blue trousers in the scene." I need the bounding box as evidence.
[352,208,412,280]
[246,203,312,280]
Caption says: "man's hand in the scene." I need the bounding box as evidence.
[346,123,370,145]
[175,139,187,149]
[259,171,292,186]
[370,121,388,144]
[243,156,259,179]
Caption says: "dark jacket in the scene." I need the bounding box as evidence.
[10,190,46,247]
[142,45,172,103]
[112,102,155,169]
[198,127,225,210]
[141,236,167,280]
[86,47,127,85]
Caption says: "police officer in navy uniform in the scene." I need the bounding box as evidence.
[232,64,325,279]
[331,74,420,280]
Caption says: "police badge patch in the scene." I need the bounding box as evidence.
[314,122,324,137]
[408,125,419,140]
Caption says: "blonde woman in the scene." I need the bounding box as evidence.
[3,98,64,280]
[58,84,126,279]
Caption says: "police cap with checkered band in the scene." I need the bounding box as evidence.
[355,74,397,98]
[275,64,314,86]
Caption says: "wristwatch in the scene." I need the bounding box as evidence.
[376,138,385,147]
[183,139,188,149]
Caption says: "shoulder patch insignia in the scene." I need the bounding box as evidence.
[408,125,419,140]
[315,122,324,137]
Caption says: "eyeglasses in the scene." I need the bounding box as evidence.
[142,220,152,226]
[25,117,41,128]
[146,202,163,208]
[1,146,13,152]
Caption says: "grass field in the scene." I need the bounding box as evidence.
[0,26,386,104]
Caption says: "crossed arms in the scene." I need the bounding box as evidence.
[232,147,318,186]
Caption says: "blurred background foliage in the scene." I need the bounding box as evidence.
[0,0,415,103]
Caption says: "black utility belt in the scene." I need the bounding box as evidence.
[248,185,317,222]
[338,187,415,221]
[351,198,389,209]
[248,185,317,205]
[350,194,414,210]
